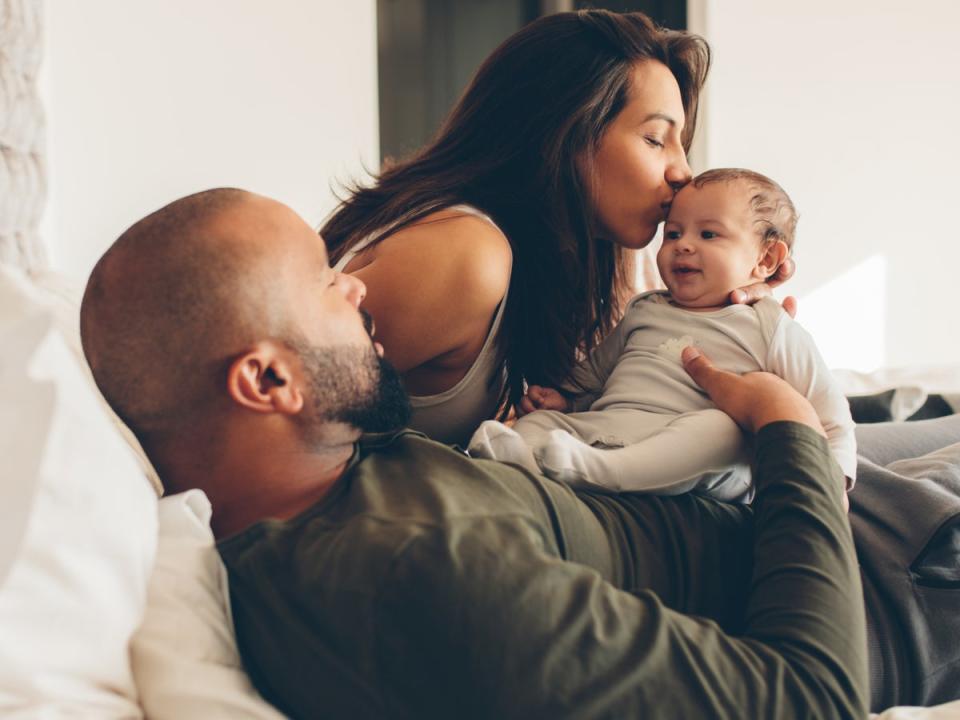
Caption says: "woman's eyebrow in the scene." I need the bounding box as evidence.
[642,112,677,126]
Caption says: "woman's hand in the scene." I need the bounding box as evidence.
[681,346,823,436]
[729,256,798,318]
[519,385,571,416]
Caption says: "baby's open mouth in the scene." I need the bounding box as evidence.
[673,267,700,274]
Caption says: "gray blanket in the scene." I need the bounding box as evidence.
[853,414,960,709]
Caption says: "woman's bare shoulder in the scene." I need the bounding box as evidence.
[345,208,513,372]
[371,208,512,312]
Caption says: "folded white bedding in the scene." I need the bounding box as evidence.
[834,364,960,396]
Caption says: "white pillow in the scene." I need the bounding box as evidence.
[871,700,960,719]
[30,267,164,497]
[0,265,157,717]
[130,490,286,720]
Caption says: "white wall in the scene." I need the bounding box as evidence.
[43,2,960,372]
[42,1,378,279]
[690,0,960,371]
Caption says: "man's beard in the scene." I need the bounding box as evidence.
[294,339,411,436]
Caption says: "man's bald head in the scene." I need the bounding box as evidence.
[80,188,296,445]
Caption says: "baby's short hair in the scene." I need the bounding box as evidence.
[692,168,797,250]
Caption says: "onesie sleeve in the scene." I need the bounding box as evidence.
[372,423,867,719]
[562,311,630,412]
[562,296,653,412]
[765,312,858,483]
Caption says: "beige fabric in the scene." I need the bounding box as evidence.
[0,0,47,270]
[130,490,285,719]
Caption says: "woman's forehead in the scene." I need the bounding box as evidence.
[622,60,686,128]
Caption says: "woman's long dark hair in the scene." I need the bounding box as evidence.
[321,9,710,416]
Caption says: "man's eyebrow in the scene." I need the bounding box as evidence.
[642,112,677,127]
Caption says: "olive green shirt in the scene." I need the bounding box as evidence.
[219,422,868,718]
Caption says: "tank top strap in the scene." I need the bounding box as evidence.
[331,204,501,273]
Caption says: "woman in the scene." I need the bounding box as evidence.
[321,9,790,447]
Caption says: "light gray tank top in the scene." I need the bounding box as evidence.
[332,205,510,447]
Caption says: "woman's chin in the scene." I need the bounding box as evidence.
[610,226,658,250]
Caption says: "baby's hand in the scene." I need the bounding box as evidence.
[518,385,571,416]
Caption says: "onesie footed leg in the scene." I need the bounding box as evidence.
[468,420,540,473]
[693,465,754,503]
[536,429,617,489]
[538,409,752,497]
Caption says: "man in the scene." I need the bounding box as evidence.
[79,189,952,717]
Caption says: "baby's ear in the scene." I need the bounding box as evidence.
[755,240,789,280]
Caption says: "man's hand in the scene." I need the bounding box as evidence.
[729,256,797,318]
[681,346,823,436]
[519,385,571,416]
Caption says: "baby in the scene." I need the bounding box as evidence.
[469,168,856,502]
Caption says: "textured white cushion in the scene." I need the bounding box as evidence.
[131,490,285,719]
[29,267,164,496]
[0,264,157,717]
[871,700,960,719]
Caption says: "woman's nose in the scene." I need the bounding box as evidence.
[666,152,693,192]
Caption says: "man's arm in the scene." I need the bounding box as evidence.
[373,419,867,718]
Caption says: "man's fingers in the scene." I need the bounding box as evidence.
[781,295,798,319]
[681,346,717,394]
[729,282,773,305]
[770,256,796,286]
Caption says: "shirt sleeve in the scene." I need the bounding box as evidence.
[373,423,868,719]
[765,314,858,482]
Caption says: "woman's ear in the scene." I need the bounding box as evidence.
[754,240,789,281]
[226,341,305,416]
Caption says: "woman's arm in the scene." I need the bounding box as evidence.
[343,210,512,395]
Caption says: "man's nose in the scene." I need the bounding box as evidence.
[339,272,367,307]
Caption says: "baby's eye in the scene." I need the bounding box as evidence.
[700,230,717,240]
[664,230,681,240]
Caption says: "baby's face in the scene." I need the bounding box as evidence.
[657,181,769,309]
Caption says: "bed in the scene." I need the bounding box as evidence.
[2,265,958,718]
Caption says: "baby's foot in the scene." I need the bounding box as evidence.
[536,429,612,488]
[468,420,539,472]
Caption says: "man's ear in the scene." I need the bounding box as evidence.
[754,240,789,281]
[226,341,304,416]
